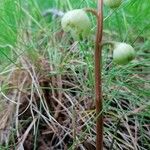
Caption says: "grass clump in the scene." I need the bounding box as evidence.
[0,0,150,149]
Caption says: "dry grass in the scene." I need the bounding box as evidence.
[0,34,97,149]
[0,34,149,149]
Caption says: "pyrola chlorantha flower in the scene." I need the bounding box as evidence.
[113,42,136,65]
[61,9,91,38]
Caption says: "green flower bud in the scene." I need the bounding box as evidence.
[104,0,122,9]
[61,9,91,39]
[113,43,136,65]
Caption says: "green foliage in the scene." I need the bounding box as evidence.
[0,0,20,62]
[104,0,122,9]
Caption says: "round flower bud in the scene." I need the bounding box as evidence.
[61,9,91,39]
[113,43,136,65]
[104,0,122,9]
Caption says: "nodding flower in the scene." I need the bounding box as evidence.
[61,9,91,39]
[113,42,136,65]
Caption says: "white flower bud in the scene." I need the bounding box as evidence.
[113,43,136,65]
[61,9,91,38]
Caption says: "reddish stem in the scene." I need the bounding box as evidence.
[95,0,103,150]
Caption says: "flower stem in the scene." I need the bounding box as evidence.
[84,8,98,18]
[95,0,103,150]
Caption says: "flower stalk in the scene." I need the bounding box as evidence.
[95,0,103,150]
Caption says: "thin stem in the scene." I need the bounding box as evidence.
[84,8,98,18]
[101,40,116,47]
[95,0,103,150]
